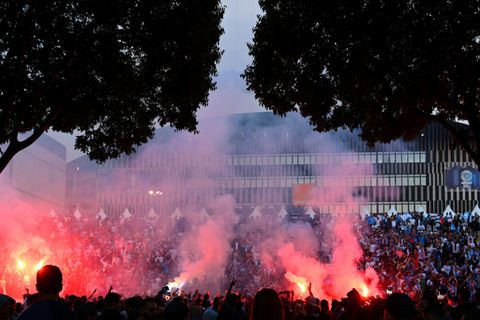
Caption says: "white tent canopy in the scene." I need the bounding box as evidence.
[147,208,158,219]
[415,206,425,215]
[360,207,370,220]
[121,208,132,220]
[278,206,288,220]
[443,205,456,218]
[471,204,480,217]
[199,208,210,220]
[170,208,183,221]
[305,206,316,219]
[387,206,397,217]
[96,208,107,221]
[249,206,263,219]
[73,208,82,220]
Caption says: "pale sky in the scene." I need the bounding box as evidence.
[49,0,264,160]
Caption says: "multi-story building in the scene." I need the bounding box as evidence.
[1,134,67,213]
[67,112,480,219]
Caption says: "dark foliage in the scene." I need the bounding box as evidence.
[245,0,480,166]
[0,0,224,172]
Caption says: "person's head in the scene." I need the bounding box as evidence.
[164,297,188,320]
[36,265,63,296]
[385,293,416,320]
[0,294,15,320]
[104,292,122,311]
[250,288,284,320]
[320,299,329,313]
[212,296,220,311]
[140,298,158,320]
[346,288,362,308]
[77,302,96,320]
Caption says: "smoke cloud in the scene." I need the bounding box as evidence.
[1,112,391,300]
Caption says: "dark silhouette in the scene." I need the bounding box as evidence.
[164,296,189,320]
[0,0,224,174]
[385,293,416,320]
[95,292,124,320]
[0,294,16,320]
[17,265,75,320]
[249,288,284,320]
[244,1,480,167]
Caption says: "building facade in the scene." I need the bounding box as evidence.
[1,134,67,213]
[67,112,479,218]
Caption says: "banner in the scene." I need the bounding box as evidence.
[292,183,315,205]
[445,166,480,189]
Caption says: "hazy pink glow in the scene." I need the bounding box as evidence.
[1,117,386,300]
[175,195,239,293]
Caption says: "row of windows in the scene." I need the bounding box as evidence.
[364,202,428,215]
[288,201,428,215]
[228,152,427,166]
[218,174,427,189]
[97,151,428,172]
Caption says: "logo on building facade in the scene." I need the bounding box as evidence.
[446,166,480,189]
[461,170,474,188]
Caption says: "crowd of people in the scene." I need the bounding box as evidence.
[1,264,480,320]
[358,210,480,301]
[1,208,480,319]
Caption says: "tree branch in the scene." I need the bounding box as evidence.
[419,111,480,167]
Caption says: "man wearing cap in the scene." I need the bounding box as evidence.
[18,265,75,320]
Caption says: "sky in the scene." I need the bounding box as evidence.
[48,0,263,161]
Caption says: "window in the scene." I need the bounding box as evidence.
[286,155,293,165]
[408,176,415,185]
[420,176,427,185]
[414,176,420,185]
[420,152,426,162]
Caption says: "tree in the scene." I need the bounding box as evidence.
[244,1,480,166]
[0,0,224,173]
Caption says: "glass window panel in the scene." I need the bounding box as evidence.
[408,177,415,185]
[420,152,426,162]
[377,153,383,163]
[420,176,426,185]
[396,176,402,185]
[387,154,393,163]
[414,176,420,185]
[384,176,391,186]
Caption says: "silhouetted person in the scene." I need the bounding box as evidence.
[0,294,16,320]
[164,297,189,320]
[217,293,241,320]
[249,288,284,320]
[96,292,124,320]
[17,265,75,320]
[385,293,416,320]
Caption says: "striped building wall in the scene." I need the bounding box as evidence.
[67,113,480,217]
